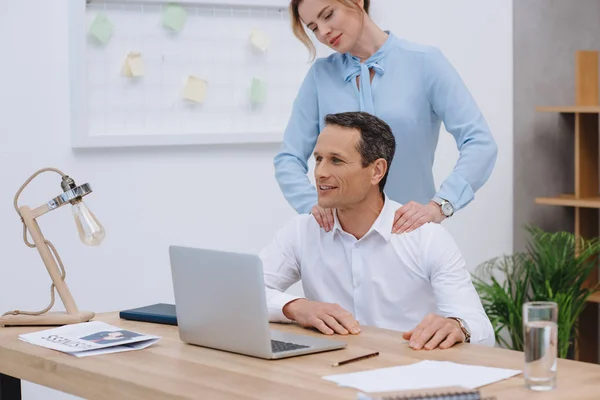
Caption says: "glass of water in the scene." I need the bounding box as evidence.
[523,301,558,391]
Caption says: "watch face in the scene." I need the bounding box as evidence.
[442,202,454,216]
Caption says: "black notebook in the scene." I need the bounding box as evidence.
[119,303,177,325]
[360,390,496,400]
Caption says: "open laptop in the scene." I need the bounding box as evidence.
[168,246,347,359]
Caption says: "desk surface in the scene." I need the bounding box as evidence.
[1,313,600,399]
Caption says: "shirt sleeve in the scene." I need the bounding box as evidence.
[273,62,320,214]
[423,48,498,211]
[422,225,495,346]
[258,218,304,323]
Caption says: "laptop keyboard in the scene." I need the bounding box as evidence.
[271,340,310,353]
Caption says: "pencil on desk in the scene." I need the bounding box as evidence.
[332,351,379,367]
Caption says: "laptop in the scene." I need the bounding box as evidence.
[168,245,347,359]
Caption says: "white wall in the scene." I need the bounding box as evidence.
[0,1,512,399]
[370,0,514,268]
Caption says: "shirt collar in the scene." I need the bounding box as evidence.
[332,194,397,242]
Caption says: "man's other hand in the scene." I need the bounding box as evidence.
[283,299,361,335]
[402,313,465,350]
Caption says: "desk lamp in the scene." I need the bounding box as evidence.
[0,167,105,327]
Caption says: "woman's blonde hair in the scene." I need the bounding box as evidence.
[289,0,370,61]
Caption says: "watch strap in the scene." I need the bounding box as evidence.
[448,317,470,343]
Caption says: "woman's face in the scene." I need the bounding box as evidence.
[298,0,364,54]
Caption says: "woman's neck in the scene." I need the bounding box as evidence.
[349,19,388,62]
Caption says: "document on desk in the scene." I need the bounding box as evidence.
[19,321,161,357]
[323,360,521,393]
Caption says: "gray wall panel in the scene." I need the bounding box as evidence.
[514,0,600,251]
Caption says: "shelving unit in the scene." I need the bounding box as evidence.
[535,51,599,363]
[535,194,600,208]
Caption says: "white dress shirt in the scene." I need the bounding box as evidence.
[260,196,495,346]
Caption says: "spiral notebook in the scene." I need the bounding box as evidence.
[357,389,496,400]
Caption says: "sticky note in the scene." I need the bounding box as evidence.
[183,76,208,103]
[249,29,270,52]
[250,78,267,104]
[163,3,187,32]
[121,52,144,77]
[89,13,113,45]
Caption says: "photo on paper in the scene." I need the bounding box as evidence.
[80,330,143,345]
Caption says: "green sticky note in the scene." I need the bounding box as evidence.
[163,3,187,32]
[89,13,113,45]
[250,78,267,104]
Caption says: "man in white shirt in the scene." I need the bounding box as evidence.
[262,112,494,350]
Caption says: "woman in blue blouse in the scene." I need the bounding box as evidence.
[275,0,498,233]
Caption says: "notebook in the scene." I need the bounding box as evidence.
[357,389,495,400]
[119,303,177,325]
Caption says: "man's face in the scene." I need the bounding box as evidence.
[313,124,378,209]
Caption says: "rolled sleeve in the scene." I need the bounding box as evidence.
[423,225,495,346]
[273,62,321,214]
[435,171,475,212]
[259,217,305,323]
[423,48,498,211]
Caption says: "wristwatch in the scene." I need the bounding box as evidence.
[448,317,471,343]
[432,197,454,218]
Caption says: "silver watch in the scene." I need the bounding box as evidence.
[433,197,454,217]
[449,317,471,343]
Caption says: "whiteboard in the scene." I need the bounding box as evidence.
[69,0,328,148]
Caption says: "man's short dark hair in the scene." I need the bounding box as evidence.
[324,112,396,192]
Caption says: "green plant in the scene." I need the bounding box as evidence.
[473,226,600,359]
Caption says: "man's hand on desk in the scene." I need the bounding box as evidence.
[282,299,361,335]
[402,314,466,350]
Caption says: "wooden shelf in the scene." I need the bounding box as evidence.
[535,194,600,208]
[588,292,600,303]
[536,106,600,113]
[534,51,599,363]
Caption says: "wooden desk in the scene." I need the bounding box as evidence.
[1,313,600,399]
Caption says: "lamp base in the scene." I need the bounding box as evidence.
[0,311,95,327]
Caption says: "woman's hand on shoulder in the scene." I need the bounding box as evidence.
[311,204,334,232]
[392,201,445,234]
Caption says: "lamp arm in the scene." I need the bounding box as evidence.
[12,167,66,252]
[13,167,66,217]
[3,168,75,318]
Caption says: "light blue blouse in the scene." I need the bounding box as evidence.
[274,33,498,214]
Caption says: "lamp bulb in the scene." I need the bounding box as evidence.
[71,200,105,246]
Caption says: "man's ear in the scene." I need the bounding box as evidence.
[371,159,387,187]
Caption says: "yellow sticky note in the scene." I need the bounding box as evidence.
[183,76,208,103]
[128,53,145,76]
[250,78,267,104]
[89,13,113,45]
[121,61,133,77]
[249,29,270,52]
[163,3,187,32]
[121,52,144,77]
